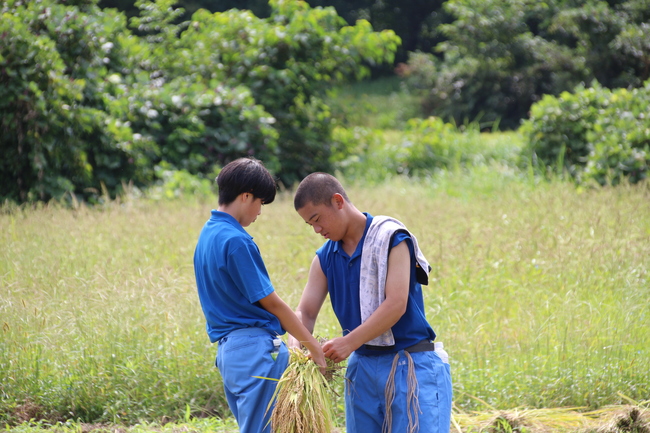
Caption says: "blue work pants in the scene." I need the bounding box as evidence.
[216,328,289,433]
[345,350,452,433]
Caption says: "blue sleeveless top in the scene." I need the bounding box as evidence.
[315,213,435,355]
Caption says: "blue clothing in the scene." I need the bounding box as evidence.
[316,213,435,355]
[194,210,284,343]
[194,210,287,433]
[217,328,289,433]
[346,351,452,433]
[315,213,452,433]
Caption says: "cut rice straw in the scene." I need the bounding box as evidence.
[451,400,650,433]
[266,348,339,433]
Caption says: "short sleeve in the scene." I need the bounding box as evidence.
[227,240,274,303]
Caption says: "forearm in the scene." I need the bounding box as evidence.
[259,292,323,360]
[294,308,316,335]
[343,299,406,350]
[280,306,321,353]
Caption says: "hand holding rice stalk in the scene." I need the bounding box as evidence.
[266,347,341,433]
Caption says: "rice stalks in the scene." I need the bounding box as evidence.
[267,348,340,433]
[451,403,650,433]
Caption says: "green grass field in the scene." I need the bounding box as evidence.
[2,172,649,431]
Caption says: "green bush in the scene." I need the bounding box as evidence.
[165,0,401,185]
[583,85,650,185]
[0,0,149,203]
[393,117,521,176]
[106,77,281,178]
[520,81,650,185]
[409,0,587,129]
[0,0,400,203]
[329,125,393,182]
[405,0,650,130]
[396,117,469,175]
[520,82,611,177]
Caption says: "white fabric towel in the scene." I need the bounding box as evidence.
[359,215,431,346]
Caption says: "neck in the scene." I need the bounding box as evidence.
[218,200,245,226]
[340,208,367,255]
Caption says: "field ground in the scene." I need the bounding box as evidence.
[2,76,649,432]
[2,174,649,432]
[4,403,650,433]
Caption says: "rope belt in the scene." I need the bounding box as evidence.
[383,351,419,433]
[360,340,435,433]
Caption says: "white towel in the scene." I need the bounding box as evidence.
[359,216,431,346]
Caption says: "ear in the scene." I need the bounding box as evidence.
[331,193,345,209]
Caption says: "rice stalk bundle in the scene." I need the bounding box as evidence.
[268,348,338,433]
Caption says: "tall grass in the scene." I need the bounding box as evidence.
[1,175,649,426]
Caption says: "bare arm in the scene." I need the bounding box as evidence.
[288,255,329,348]
[258,290,327,372]
[297,255,330,333]
[323,241,410,363]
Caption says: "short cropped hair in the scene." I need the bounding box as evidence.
[216,158,277,205]
[293,172,349,210]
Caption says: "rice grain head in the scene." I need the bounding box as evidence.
[267,348,339,433]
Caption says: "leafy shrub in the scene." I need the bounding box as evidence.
[165,0,401,185]
[396,117,469,175]
[149,162,215,200]
[396,51,438,90]
[405,0,650,130]
[0,0,400,203]
[393,117,520,176]
[520,82,611,177]
[0,2,141,203]
[521,81,650,185]
[106,77,280,178]
[408,0,588,130]
[330,126,392,182]
[583,85,650,185]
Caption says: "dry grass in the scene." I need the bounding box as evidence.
[451,401,650,433]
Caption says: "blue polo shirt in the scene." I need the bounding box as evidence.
[194,210,284,343]
[316,213,435,356]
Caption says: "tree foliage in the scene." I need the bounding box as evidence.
[403,0,650,129]
[1,0,399,203]
[521,80,650,185]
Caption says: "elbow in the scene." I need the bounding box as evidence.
[387,298,408,322]
[395,301,407,318]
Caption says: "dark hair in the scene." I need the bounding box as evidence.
[293,172,349,210]
[216,158,277,205]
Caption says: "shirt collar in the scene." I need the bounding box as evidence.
[210,210,252,238]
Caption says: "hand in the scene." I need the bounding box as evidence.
[322,337,355,364]
[308,347,328,375]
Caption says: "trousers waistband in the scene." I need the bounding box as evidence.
[219,327,276,343]
[362,339,435,354]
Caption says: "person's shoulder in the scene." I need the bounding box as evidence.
[316,240,336,256]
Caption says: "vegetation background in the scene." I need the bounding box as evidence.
[1,0,650,431]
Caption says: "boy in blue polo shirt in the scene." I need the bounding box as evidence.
[290,172,452,433]
[193,158,326,433]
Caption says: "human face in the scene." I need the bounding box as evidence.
[297,195,344,241]
[241,194,264,227]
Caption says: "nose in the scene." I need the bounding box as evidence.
[313,224,322,234]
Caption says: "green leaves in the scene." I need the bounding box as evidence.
[406,0,649,129]
[1,0,399,203]
[521,80,650,185]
